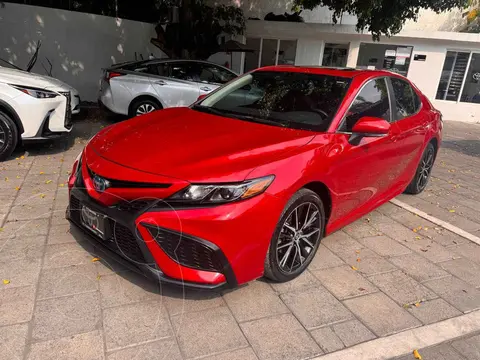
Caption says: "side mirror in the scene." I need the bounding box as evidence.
[197,94,208,101]
[349,117,390,145]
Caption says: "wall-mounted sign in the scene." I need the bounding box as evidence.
[473,72,480,81]
[414,54,427,61]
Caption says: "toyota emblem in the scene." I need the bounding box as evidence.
[93,175,110,193]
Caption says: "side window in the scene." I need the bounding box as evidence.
[341,78,390,132]
[168,62,198,81]
[198,65,236,84]
[391,78,419,120]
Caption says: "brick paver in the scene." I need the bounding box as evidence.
[1,114,480,359]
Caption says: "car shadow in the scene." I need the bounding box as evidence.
[442,139,480,158]
[69,223,223,301]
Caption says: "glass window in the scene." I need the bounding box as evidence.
[261,39,278,67]
[435,51,470,101]
[460,53,480,103]
[244,38,261,72]
[168,62,198,81]
[391,78,418,120]
[322,43,349,67]
[356,43,412,76]
[195,71,352,132]
[278,40,297,65]
[340,78,390,132]
[198,64,236,84]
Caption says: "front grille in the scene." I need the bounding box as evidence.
[146,225,223,272]
[69,195,147,264]
[110,221,146,263]
[116,200,155,212]
[87,165,171,189]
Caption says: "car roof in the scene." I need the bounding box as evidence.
[254,65,399,79]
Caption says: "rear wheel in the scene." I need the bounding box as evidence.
[0,111,18,161]
[264,189,324,282]
[404,142,435,195]
[129,98,161,117]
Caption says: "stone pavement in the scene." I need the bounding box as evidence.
[1,113,480,360]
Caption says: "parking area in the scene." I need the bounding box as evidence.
[1,114,480,360]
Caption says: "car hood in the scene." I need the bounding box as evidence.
[0,67,78,93]
[88,107,316,182]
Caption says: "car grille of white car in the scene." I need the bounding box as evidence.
[60,91,72,129]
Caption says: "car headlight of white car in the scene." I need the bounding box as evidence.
[10,84,59,99]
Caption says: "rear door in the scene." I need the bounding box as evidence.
[149,61,200,107]
[387,77,429,186]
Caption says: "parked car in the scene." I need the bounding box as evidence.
[98,59,237,117]
[0,66,80,160]
[68,66,442,289]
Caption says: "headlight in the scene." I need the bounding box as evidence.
[169,175,274,204]
[10,84,58,98]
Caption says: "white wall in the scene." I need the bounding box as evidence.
[0,3,164,101]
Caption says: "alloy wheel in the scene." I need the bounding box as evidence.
[276,202,321,274]
[136,103,156,115]
[0,127,5,149]
[417,146,434,190]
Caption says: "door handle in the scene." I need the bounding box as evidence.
[200,86,211,91]
[155,80,166,85]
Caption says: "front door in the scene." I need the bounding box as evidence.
[327,77,400,227]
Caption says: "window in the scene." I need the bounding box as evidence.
[244,38,298,72]
[196,71,351,132]
[198,64,236,85]
[390,78,419,119]
[460,53,480,103]
[356,44,413,76]
[340,78,390,132]
[436,51,470,101]
[322,43,349,67]
[168,62,198,81]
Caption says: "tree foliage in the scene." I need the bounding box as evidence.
[294,0,469,39]
[153,0,245,60]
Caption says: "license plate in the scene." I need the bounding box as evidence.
[81,205,108,240]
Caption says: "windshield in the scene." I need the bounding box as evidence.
[194,71,351,131]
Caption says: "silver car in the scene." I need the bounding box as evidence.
[98,59,238,117]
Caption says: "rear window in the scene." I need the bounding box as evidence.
[196,71,351,131]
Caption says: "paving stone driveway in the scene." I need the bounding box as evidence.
[1,113,480,360]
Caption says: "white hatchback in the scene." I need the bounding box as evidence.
[99,59,237,117]
[0,66,80,160]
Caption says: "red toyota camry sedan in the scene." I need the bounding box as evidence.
[67,66,442,289]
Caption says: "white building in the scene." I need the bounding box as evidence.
[216,1,480,123]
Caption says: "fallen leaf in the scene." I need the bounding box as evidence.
[39,171,45,175]
[351,266,358,271]
[449,209,456,213]
[2,279,10,285]
[415,236,421,240]
[20,155,24,160]
[4,177,7,181]
[45,180,52,184]
[96,275,101,280]
[358,287,366,291]
[0,228,3,232]
[16,175,20,179]
[40,194,46,199]
[59,183,65,187]
[413,349,422,360]
[355,250,361,254]
[412,226,422,233]
[357,258,361,262]
[420,248,428,252]
[415,302,421,307]
[14,186,20,191]
[91,257,100,262]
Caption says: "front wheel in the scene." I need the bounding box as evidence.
[404,142,436,195]
[0,111,18,161]
[264,189,324,283]
[129,98,161,117]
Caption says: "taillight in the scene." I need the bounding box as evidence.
[105,71,123,81]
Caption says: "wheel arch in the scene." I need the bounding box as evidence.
[128,94,164,115]
[0,99,24,138]
[302,181,332,232]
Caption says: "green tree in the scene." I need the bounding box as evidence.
[293,0,468,39]
[152,0,245,60]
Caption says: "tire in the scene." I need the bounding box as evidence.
[129,98,161,117]
[0,111,18,161]
[264,188,325,282]
[404,142,436,195]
